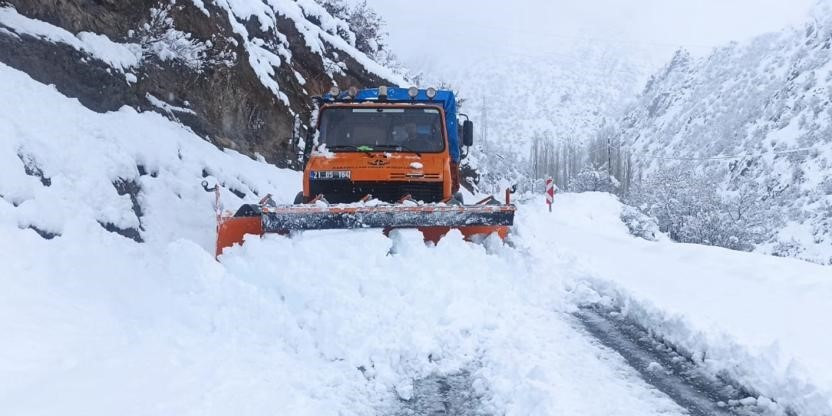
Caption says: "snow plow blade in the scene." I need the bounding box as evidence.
[262,205,514,231]
[215,203,515,256]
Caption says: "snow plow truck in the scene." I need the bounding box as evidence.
[212,86,516,256]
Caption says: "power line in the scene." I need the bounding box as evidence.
[583,139,815,162]
[631,147,815,162]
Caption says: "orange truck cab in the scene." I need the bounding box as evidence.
[298,87,469,205]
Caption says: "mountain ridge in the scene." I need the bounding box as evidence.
[615,1,832,264]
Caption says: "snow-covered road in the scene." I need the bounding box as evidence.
[0,220,691,415]
[532,193,832,415]
[214,228,690,415]
[576,306,763,416]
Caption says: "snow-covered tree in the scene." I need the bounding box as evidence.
[528,133,587,191]
[620,205,659,241]
[626,166,781,252]
[317,0,390,63]
[569,168,620,194]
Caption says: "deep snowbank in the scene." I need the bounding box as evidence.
[532,192,832,415]
[0,62,299,250]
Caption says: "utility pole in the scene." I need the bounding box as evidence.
[481,96,488,152]
[607,134,612,177]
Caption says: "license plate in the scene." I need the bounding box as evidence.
[310,170,351,180]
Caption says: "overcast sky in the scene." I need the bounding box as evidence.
[366,0,816,69]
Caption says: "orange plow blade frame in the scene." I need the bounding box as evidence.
[215,204,514,256]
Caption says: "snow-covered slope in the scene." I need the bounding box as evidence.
[0,62,299,249]
[410,46,648,189]
[614,1,832,264]
[0,0,404,166]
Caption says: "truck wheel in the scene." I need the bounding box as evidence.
[453,192,464,204]
[233,204,261,217]
[293,192,305,205]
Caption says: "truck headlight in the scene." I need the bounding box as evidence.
[347,86,359,98]
[310,170,351,180]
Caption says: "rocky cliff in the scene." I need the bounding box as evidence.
[0,0,404,167]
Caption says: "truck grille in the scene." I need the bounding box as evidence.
[309,181,444,204]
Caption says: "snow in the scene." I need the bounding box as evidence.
[311,143,335,159]
[244,38,290,104]
[1,0,406,109]
[414,46,647,158]
[0,62,297,248]
[0,6,142,71]
[146,93,197,116]
[204,0,405,106]
[529,192,832,415]
[191,0,210,16]
[646,362,664,373]
[141,7,210,72]
[2,62,832,415]
[0,62,684,416]
[616,6,832,264]
[75,32,142,70]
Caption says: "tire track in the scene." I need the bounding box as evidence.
[575,306,790,416]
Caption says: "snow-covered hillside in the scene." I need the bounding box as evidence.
[4,62,832,415]
[0,0,404,166]
[410,46,648,190]
[613,2,832,264]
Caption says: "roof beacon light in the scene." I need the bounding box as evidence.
[408,86,419,99]
[426,87,437,99]
[378,85,389,100]
[347,86,359,99]
[329,86,341,98]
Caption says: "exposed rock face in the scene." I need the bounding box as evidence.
[0,0,401,168]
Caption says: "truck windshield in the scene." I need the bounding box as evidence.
[318,107,444,153]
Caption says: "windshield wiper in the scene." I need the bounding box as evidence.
[372,144,422,157]
[328,145,373,156]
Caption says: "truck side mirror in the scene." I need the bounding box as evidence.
[302,128,316,166]
[462,120,474,147]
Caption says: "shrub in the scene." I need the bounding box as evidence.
[569,169,620,193]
